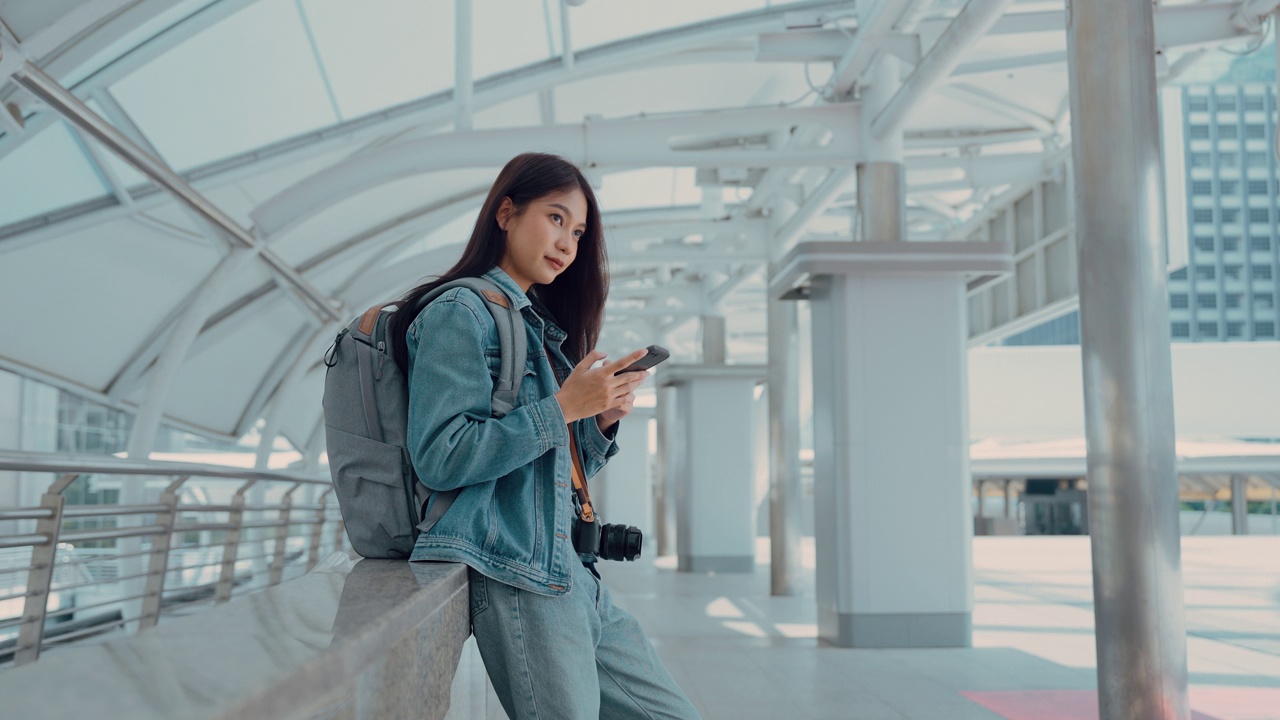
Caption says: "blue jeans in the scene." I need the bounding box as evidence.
[468,563,701,719]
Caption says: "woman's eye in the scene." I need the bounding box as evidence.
[551,213,563,224]
[573,230,584,240]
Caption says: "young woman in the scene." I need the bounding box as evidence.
[391,153,701,719]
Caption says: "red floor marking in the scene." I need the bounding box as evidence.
[961,688,1280,720]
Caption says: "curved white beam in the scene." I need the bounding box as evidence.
[250,103,860,240]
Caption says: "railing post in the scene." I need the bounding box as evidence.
[215,480,254,603]
[333,517,346,558]
[139,475,188,630]
[15,473,79,666]
[306,488,331,572]
[269,484,300,586]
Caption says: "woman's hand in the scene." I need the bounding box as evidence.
[555,348,649,425]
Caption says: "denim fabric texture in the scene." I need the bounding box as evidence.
[405,267,620,595]
[469,563,702,720]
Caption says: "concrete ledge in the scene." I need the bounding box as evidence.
[677,554,755,573]
[0,557,486,720]
[820,608,972,648]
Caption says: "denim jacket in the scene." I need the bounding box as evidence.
[405,267,619,596]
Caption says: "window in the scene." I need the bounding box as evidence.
[1246,152,1269,168]
[1217,96,1238,110]
[1257,293,1276,308]
[1254,265,1274,280]
[1196,293,1217,309]
[1190,152,1212,168]
[1191,180,1212,195]
[1225,265,1244,281]
[1225,292,1243,308]
[1221,180,1239,195]
[1248,180,1270,195]
[1227,321,1244,337]
[1189,125,1210,139]
[1246,125,1267,139]
[1258,321,1277,337]
[1220,152,1240,167]
[1249,208,1271,223]
[1222,208,1240,224]
[1252,237,1273,252]
[1198,321,1219,337]
[1194,236,1215,251]
[1243,96,1265,111]
[1224,236,1241,251]
[1196,265,1217,280]
[1171,293,1189,308]
[1188,96,1209,112]
[1219,125,1239,139]
[1193,209,1214,224]
[1172,321,1190,337]
[1171,267,1188,280]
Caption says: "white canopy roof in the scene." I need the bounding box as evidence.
[0,0,1267,450]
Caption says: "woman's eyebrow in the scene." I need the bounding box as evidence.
[547,202,586,229]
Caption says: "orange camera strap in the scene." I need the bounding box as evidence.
[567,431,596,523]
[547,342,596,523]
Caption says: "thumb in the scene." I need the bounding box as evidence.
[572,350,605,374]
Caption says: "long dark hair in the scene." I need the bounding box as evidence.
[389,152,609,374]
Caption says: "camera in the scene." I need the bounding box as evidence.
[572,517,642,561]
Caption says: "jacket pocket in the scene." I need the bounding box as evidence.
[325,425,416,559]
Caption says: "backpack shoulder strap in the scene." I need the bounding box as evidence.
[416,277,527,418]
[412,277,526,535]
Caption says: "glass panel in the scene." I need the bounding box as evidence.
[1044,237,1073,302]
[109,0,339,171]
[1014,192,1036,252]
[0,121,109,227]
[569,0,766,49]
[1041,178,1068,235]
[299,0,456,119]
[1017,256,1037,315]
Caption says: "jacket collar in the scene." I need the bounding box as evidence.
[482,266,568,342]
[482,266,532,312]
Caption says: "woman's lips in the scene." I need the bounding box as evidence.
[546,257,564,270]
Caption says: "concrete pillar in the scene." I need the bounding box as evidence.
[1231,475,1249,536]
[772,237,1008,649]
[1003,479,1013,518]
[594,409,654,539]
[1067,0,1190,715]
[658,365,766,573]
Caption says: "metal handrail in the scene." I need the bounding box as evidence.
[0,453,344,667]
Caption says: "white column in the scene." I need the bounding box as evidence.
[773,241,1009,648]
[594,409,654,540]
[653,386,678,557]
[658,365,765,573]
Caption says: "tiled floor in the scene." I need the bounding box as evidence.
[600,537,1280,720]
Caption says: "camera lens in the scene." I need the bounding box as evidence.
[599,523,642,561]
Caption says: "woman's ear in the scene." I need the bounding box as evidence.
[495,197,513,231]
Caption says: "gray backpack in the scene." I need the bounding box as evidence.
[322,277,527,559]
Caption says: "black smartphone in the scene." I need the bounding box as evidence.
[615,345,669,375]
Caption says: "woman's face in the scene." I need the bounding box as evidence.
[496,187,588,292]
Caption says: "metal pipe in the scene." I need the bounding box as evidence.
[857,162,906,241]
[6,62,343,323]
[560,0,575,69]
[61,504,171,517]
[1231,475,1249,535]
[455,0,474,131]
[0,509,52,521]
[0,534,49,549]
[1066,0,1190,716]
[871,0,1016,139]
[767,295,804,596]
[0,451,329,484]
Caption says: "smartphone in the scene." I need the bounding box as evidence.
[615,345,670,375]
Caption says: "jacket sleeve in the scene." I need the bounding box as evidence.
[575,416,620,480]
[406,294,570,492]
